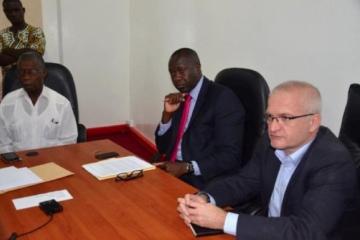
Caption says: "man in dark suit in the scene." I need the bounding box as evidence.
[177,81,358,240]
[155,48,245,189]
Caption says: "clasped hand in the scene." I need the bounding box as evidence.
[177,194,227,230]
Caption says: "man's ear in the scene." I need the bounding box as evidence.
[309,114,321,132]
[43,69,48,79]
[196,63,202,74]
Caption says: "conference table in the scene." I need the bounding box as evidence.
[0,140,233,239]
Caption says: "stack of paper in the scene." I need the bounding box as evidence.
[0,162,74,194]
[0,166,43,193]
[82,156,155,180]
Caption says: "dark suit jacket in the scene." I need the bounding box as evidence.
[205,126,358,240]
[155,77,245,188]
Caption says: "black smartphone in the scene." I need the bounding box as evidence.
[1,152,21,163]
[95,151,119,160]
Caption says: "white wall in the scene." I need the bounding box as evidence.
[40,0,360,139]
[130,0,360,138]
[42,0,130,127]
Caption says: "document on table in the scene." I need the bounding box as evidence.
[82,156,155,180]
[0,166,43,192]
[12,189,73,210]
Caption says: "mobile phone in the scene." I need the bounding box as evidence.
[95,151,119,160]
[1,152,21,163]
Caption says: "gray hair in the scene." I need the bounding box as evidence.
[271,80,322,114]
[17,51,46,70]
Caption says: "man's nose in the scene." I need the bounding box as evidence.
[268,119,281,132]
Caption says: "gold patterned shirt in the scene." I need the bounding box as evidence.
[0,24,46,76]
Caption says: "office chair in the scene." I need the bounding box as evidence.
[215,68,269,166]
[338,83,360,239]
[2,62,87,142]
[215,68,270,215]
[339,83,360,171]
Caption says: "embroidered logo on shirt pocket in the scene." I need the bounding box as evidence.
[44,119,60,139]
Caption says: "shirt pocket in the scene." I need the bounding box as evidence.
[43,119,60,140]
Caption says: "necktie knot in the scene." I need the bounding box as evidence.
[184,94,191,102]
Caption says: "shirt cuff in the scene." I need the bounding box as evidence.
[223,212,238,236]
[191,160,201,176]
[157,120,172,136]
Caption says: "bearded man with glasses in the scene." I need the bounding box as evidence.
[177,80,358,240]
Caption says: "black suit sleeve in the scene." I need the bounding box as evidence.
[155,122,175,154]
[204,137,266,207]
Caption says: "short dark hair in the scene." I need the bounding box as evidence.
[3,0,23,7]
[17,51,46,70]
[170,48,201,65]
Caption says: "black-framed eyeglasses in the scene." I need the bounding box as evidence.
[265,113,315,124]
[115,170,143,181]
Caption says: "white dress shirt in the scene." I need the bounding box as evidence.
[157,76,204,175]
[0,86,78,153]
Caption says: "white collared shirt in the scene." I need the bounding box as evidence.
[0,86,78,153]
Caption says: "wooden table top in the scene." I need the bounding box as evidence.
[0,140,233,240]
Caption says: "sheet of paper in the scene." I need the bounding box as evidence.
[30,162,74,181]
[82,156,155,180]
[12,189,73,210]
[0,167,43,192]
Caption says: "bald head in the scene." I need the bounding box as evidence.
[271,80,322,115]
[169,48,201,67]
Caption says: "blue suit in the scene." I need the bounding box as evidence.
[155,77,245,188]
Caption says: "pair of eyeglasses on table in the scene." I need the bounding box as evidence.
[115,170,144,181]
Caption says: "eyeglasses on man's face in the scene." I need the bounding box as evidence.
[264,113,314,125]
[115,170,143,181]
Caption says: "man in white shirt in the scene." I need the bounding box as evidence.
[177,81,358,240]
[0,51,77,153]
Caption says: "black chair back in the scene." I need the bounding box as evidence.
[339,83,360,171]
[215,68,269,165]
[3,62,86,142]
[338,83,360,239]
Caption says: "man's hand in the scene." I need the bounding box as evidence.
[177,193,227,230]
[154,161,188,177]
[161,93,186,123]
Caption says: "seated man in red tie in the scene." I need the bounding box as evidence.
[155,48,245,189]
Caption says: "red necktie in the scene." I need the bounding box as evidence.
[169,94,192,162]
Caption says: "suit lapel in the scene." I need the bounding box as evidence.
[280,128,324,215]
[186,78,210,131]
[264,151,281,210]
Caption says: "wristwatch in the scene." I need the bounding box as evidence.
[197,192,211,203]
[186,162,194,174]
